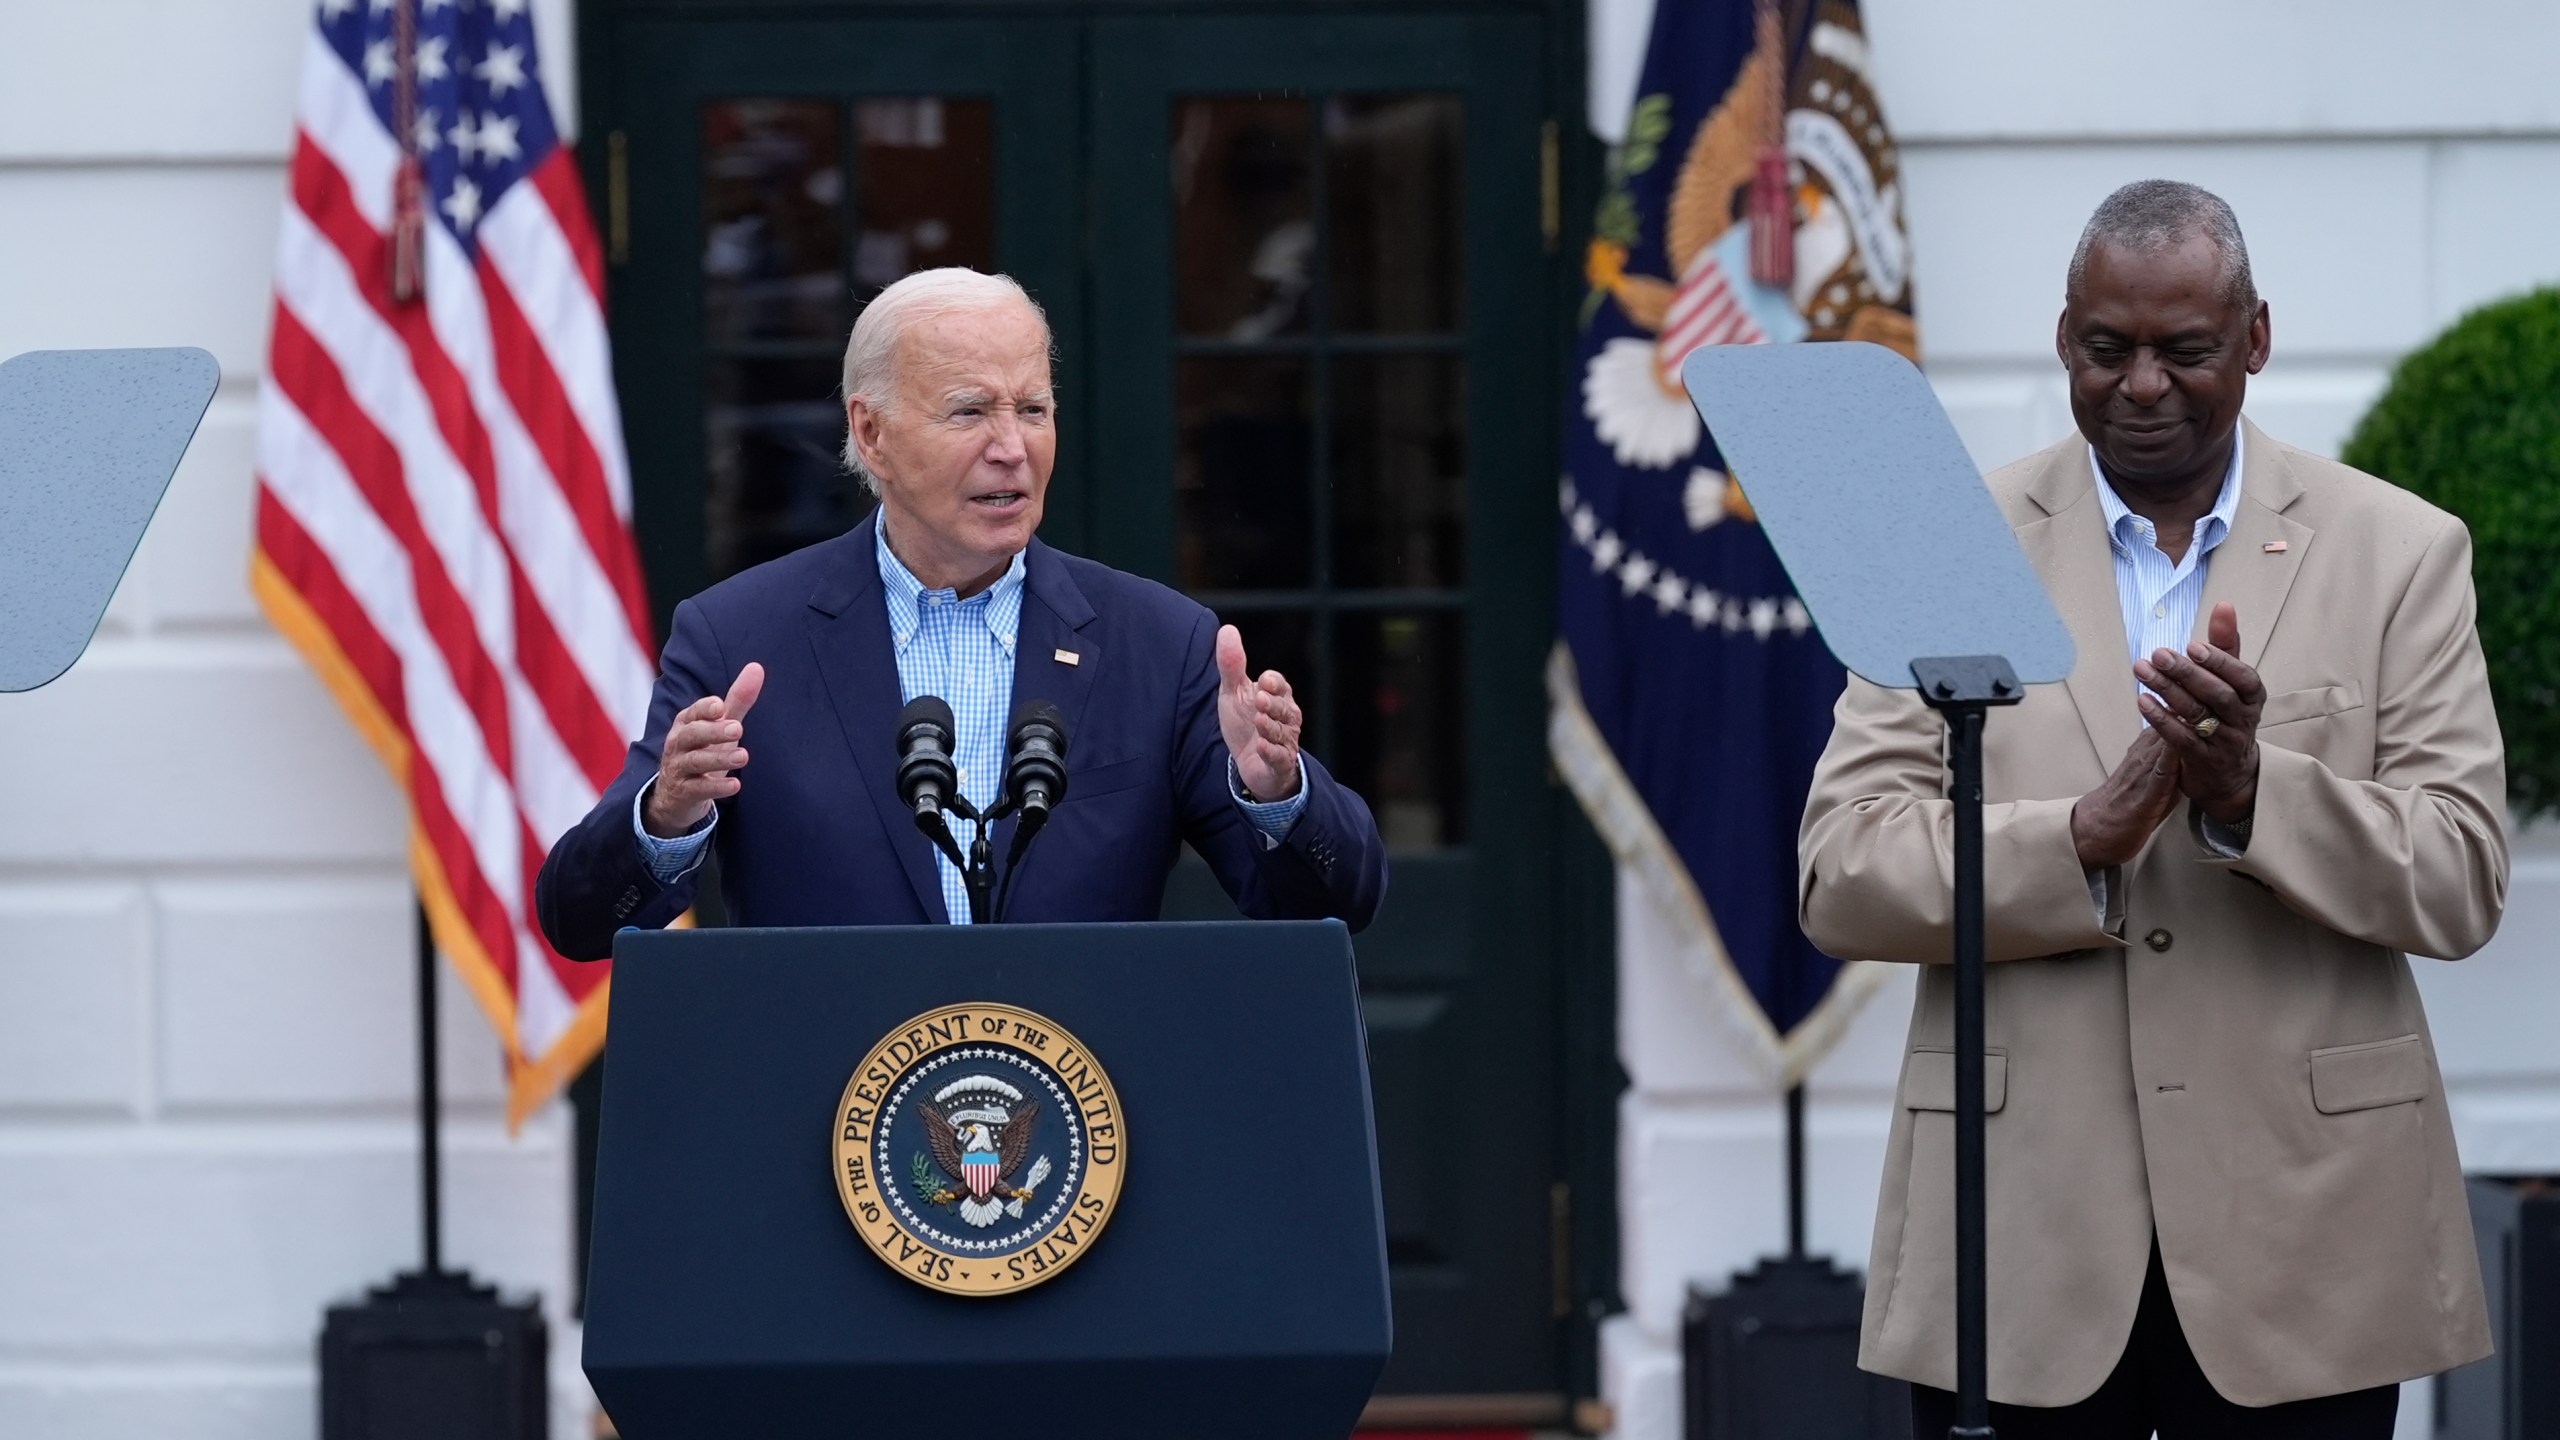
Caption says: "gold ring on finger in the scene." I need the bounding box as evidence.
[2193,715,2221,740]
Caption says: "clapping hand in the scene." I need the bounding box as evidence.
[644,662,765,837]
[1215,625,1303,802]
[2071,723,2186,869]
[2134,602,2264,826]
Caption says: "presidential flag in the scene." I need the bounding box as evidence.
[1550,0,1919,1081]
[252,0,653,1124]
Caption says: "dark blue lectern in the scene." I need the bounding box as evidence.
[586,920,1392,1438]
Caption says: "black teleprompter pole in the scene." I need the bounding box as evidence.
[1784,1084,1806,1261]
[415,901,443,1275]
[1914,655,2021,1440]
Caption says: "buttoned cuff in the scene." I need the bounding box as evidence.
[632,781,716,883]
[1228,756,1310,849]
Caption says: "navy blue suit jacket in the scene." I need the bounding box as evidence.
[535,513,1389,960]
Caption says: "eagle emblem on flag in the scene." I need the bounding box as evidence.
[1580,1,1918,481]
[916,1076,1053,1228]
[1551,0,1919,1085]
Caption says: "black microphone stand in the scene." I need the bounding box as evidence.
[904,699,1069,925]
[914,797,1009,926]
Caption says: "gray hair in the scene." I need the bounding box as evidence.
[839,267,1052,493]
[2067,179,2258,313]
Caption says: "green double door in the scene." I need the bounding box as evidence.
[597,3,1594,1413]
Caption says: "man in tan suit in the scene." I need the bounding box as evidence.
[1800,180,2507,1437]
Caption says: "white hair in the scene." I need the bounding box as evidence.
[839,267,1052,493]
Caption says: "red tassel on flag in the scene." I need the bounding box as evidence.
[1747,0,1794,290]
[389,0,424,303]
[389,158,424,301]
[1748,145,1794,289]
[392,159,427,303]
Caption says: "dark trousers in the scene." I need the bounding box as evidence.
[1910,1244,2399,1439]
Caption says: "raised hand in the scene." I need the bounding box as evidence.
[1215,624,1303,802]
[2134,601,2265,826]
[644,662,766,837]
[2071,723,2186,869]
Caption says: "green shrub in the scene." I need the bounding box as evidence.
[2341,287,2560,818]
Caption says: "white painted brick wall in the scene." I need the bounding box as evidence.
[0,3,590,1436]
[1591,2,2560,1436]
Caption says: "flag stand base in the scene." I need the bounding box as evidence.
[316,901,549,1439]
[321,1269,550,1440]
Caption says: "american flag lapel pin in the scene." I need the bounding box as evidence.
[1054,648,1081,666]
[2263,540,2289,553]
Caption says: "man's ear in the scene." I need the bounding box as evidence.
[2246,301,2272,375]
[846,397,884,475]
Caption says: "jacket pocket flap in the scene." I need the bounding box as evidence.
[2309,1034,2428,1113]
[1902,1048,2008,1114]
[2261,682,2365,728]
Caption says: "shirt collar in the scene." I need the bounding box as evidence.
[874,515,1026,656]
[2090,426,2245,564]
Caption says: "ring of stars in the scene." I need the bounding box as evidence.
[1560,477,1814,640]
[875,1045,1084,1255]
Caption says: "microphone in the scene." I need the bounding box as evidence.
[1003,699,1071,836]
[894,695,963,831]
[995,700,1071,922]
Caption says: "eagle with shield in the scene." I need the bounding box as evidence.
[911,1074,1055,1229]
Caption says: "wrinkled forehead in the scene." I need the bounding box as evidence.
[895,300,1053,388]
[2067,235,2246,333]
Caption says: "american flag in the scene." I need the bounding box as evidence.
[252,0,654,1125]
[1658,244,1770,371]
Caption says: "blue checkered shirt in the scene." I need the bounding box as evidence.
[634,524,1308,921]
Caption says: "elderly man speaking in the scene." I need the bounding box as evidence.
[1802,182,2506,1437]
[537,268,1386,956]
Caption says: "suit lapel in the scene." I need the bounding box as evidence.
[1009,539,1103,764]
[805,511,947,923]
[2017,442,2143,775]
[2194,419,2312,669]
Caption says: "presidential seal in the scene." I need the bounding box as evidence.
[833,1003,1125,1297]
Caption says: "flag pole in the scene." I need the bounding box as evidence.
[416,901,444,1276]
[321,896,544,1435]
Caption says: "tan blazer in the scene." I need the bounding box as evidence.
[1800,420,2506,1408]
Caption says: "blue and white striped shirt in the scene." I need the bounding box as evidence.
[2086,430,2251,879]
[2093,429,2244,691]
[634,522,1308,920]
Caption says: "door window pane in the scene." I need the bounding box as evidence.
[1325,94,1464,335]
[700,95,993,585]
[1332,354,1466,588]
[1173,97,1315,340]
[1218,606,1320,738]
[1176,357,1314,590]
[1335,611,1465,850]
[704,356,863,581]
[851,98,997,297]
[701,100,846,344]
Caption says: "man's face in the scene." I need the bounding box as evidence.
[850,299,1055,585]
[2057,233,2270,489]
